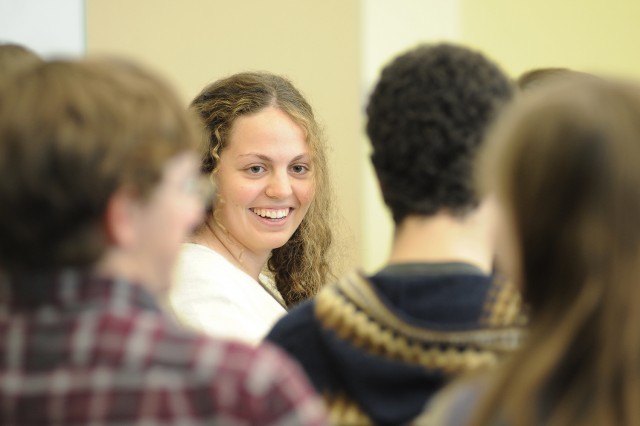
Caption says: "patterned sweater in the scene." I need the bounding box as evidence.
[266,262,525,425]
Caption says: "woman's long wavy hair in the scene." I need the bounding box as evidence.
[470,78,640,425]
[190,72,336,306]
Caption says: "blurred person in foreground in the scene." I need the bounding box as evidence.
[516,66,594,91]
[0,58,327,425]
[0,42,42,82]
[428,76,640,426]
[266,43,525,425]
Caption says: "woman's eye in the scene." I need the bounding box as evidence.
[291,164,309,174]
[248,165,265,174]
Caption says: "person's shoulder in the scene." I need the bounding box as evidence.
[145,317,299,384]
[192,335,288,376]
[175,243,230,278]
[93,305,241,376]
[150,326,329,424]
[267,271,369,345]
[267,298,318,344]
[171,243,247,299]
[420,371,492,425]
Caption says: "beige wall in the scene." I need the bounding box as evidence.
[460,0,640,79]
[86,0,363,272]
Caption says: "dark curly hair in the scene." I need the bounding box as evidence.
[366,43,513,224]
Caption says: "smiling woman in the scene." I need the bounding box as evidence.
[167,72,337,345]
[215,106,316,263]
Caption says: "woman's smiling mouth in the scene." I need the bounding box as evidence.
[250,207,291,220]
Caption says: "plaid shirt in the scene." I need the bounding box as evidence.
[0,270,328,426]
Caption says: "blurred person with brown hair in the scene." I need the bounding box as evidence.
[516,66,594,91]
[266,43,525,425]
[0,42,42,82]
[0,58,328,425]
[429,76,640,426]
[168,72,338,345]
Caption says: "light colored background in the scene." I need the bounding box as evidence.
[0,0,84,57]
[4,0,640,274]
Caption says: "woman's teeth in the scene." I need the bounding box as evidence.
[251,208,290,219]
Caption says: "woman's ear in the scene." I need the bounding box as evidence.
[103,188,139,248]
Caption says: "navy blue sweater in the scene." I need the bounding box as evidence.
[266,263,525,425]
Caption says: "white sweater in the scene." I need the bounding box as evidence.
[168,243,287,345]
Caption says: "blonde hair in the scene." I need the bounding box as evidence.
[190,72,337,306]
[472,77,640,425]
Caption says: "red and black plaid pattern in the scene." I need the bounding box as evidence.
[0,271,328,425]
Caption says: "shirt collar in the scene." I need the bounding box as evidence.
[376,261,487,278]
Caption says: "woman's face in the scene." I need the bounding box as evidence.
[214,106,315,257]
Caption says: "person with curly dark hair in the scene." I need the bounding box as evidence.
[266,43,526,425]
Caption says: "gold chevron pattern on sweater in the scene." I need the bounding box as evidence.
[324,392,374,426]
[315,270,525,375]
[481,275,527,327]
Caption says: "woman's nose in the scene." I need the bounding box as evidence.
[265,171,293,199]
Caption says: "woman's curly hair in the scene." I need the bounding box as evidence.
[190,72,336,306]
[366,43,513,224]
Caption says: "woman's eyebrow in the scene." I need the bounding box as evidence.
[238,153,272,161]
[290,154,310,162]
[237,153,310,162]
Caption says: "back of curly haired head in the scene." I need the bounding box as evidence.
[190,72,336,306]
[366,43,513,224]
